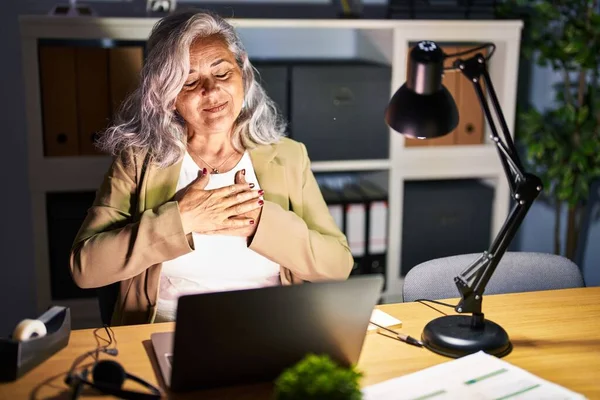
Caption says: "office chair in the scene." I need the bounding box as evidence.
[97,283,120,326]
[402,252,585,302]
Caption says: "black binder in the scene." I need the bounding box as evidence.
[317,176,389,288]
[339,183,368,277]
[352,180,388,283]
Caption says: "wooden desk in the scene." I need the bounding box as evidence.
[1,287,599,399]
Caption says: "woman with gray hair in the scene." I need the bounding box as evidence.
[69,9,353,326]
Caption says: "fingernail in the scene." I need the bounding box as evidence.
[258,189,264,195]
[202,168,207,175]
[258,199,264,205]
[249,220,255,225]
[249,183,255,188]
[242,169,246,175]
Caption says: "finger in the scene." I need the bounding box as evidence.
[222,189,264,211]
[212,182,254,197]
[234,169,247,185]
[190,168,210,190]
[203,225,250,236]
[227,196,264,216]
[224,216,256,228]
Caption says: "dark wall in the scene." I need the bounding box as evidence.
[0,0,36,336]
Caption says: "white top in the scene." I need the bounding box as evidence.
[154,151,281,322]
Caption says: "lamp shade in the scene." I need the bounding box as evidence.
[385,41,459,139]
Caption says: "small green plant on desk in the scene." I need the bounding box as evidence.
[273,354,363,400]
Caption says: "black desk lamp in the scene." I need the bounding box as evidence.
[385,40,543,358]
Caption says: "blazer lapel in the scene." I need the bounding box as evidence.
[144,159,183,211]
[249,144,289,211]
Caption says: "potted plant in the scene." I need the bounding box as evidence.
[273,354,363,400]
[500,0,600,260]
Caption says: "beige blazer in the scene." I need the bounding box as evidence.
[70,138,353,326]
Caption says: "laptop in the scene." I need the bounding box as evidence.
[150,275,384,392]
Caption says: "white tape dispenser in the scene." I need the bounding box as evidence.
[12,319,47,341]
[11,306,65,341]
[1,306,71,381]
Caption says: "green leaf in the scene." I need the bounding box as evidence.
[274,354,363,400]
[513,0,600,243]
[577,106,589,124]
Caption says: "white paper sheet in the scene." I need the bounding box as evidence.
[367,309,402,331]
[362,351,586,400]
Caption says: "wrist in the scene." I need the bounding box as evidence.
[176,202,193,234]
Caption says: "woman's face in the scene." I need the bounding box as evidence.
[175,35,244,137]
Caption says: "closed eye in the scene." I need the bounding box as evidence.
[215,71,231,79]
[184,80,198,87]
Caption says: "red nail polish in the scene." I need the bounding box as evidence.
[250,220,255,225]
[258,200,264,205]
[258,189,264,195]
[202,168,207,175]
[242,169,246,175]
[249,183,255,188]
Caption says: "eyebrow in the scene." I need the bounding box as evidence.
[189,58,230,73]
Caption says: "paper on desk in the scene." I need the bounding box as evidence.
[362,351,586,400]
[367,309,402,331]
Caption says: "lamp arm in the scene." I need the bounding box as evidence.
[450,53,543,317]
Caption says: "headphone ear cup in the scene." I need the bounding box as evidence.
[92,359,126,388]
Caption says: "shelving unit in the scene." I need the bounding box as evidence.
[20,15,522,325]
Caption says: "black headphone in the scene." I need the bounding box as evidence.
[64,326,162,400]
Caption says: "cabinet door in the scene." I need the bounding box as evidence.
[39,46,79,156]
[108,47,144,114]
[75,47,110,155]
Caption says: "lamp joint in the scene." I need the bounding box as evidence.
[513,173,543,204]
[453,53,487,82]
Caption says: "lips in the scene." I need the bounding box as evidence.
[203,102,227,113]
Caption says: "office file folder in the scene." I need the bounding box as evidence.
[317,176,388,287]
[320,185,345,234]
[340,184,368,275]
[355,181,388,282]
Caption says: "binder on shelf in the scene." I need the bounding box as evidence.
[353,180,388,281]
[39,46,79,156]
[320,185,344,233]
[340,184,368,277]
[75,47,110,155]
[317,175,389,287]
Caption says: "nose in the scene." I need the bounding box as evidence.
[200,78,218,95]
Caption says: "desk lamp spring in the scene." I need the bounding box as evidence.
[385,40,543,358]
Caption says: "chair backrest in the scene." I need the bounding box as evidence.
[402,252,585,302]
[97,283,119,326]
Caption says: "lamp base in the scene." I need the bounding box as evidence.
[422,315,512,358]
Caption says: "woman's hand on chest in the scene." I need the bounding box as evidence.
[175,168,264,236]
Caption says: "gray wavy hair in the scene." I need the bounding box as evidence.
[98,9,286,167]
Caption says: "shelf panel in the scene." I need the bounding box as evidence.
[397,144,504,179]
[311,159,390,172]
[19,16,523,40]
